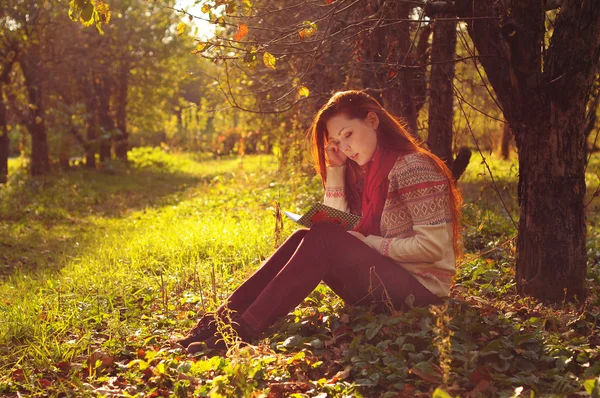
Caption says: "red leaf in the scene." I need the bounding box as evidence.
[56,361,71,373]
[39,378,52,387]
[234,23,248,41]
[469,365,492,384]
[11,369,25,382]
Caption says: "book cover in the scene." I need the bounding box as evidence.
[283,203,361,231]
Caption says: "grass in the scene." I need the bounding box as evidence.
[1,149,599,397]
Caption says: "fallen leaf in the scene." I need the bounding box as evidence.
[328,365,352,383]
[39,378,52,387]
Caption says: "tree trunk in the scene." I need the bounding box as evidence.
[501,123,512,160]
[19,50,50,176]
[382,2,420,137]
[85,118,98,169]
[114,62,129,160]
[515,110,588,302]
[96,74,114,162]
[427,14,457,168]
[455,0,600,302]
[0,86,8,184]
[78,71,98,168]
[360,5,386,107]
[1,57,15,184]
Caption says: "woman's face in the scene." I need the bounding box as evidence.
[325,112,379,166]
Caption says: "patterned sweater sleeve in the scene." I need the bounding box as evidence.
[363,155,453,263]
[323,165,349,212]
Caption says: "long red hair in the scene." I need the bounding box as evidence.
[308,90,463,256]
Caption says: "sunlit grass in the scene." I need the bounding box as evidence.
[0,152,299,385]
[1,149,599,396]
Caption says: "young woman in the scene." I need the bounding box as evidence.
[176,90,462,353]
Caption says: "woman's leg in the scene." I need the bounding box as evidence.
[240,223,441,334]
[179,229,309,347]
[216,228,309,315]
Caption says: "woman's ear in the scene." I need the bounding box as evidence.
[367,111,379,129]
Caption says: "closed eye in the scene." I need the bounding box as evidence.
[344,132,353,139]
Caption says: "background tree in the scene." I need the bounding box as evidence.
[456,0,600,301]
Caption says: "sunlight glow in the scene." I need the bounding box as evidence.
[174,0,215,39]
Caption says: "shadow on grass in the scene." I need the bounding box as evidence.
[0,166,226,280]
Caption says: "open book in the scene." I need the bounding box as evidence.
[283,203,361,231]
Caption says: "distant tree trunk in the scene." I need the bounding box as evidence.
[96,74,114,162]
[456,0,600,302]
[427,13,471,180]
[19,49,50,176]
[114,61,129,160]
[0,53,16,184]
[361,2,386,106]
[85,115,98,169]
[361,1,426,139]
[77,71,98,168]
[501,123,512,160]
[382,2,420,136]
[0,87,8,184]
[427,14,457,169]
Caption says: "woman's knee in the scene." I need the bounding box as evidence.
[305,224,350,248]
[308,223,347,238]
[289,228,309,240]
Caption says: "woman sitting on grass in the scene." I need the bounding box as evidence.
[175,90,462,353]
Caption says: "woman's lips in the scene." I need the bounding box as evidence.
[350,153,358,161]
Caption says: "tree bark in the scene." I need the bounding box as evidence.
[0,86,8,184]
[501,123,512,160]
[78,71,99,168]
[19,49,50,176]
[114,61,129,160]
[360,2,386,106]
[382,2,420,137]
[455,0,600,302]
[427,14,457,168]
[96,74,114,162]
[0,57,14,184]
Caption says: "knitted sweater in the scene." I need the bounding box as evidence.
[323,152,455,297]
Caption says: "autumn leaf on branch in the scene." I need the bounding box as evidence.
[263,52,276,69]
[298,21,317,41]
[234,23,249,42]
[68,0,111,34]
[298,86,310,98]
[176,22,186,36]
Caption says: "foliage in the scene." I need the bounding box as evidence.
[128,146,200,174]
[1,152,599,397]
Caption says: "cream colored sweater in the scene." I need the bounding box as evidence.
[323,152,456,297]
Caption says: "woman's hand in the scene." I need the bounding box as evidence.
[348,231,366,242]
[325,141,347,167]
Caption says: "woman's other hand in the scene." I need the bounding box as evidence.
[325,141,347,167]
[348,231,366,242]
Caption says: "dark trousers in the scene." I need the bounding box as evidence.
[219,224,442,334]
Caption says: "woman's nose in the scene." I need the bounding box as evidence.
[341,142,351,153]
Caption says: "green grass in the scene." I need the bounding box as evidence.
[1,149,599,397]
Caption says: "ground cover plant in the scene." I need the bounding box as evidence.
[1,149,599,397]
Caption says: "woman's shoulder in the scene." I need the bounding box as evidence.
[388,151,446,187]
[390,151,438,174]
